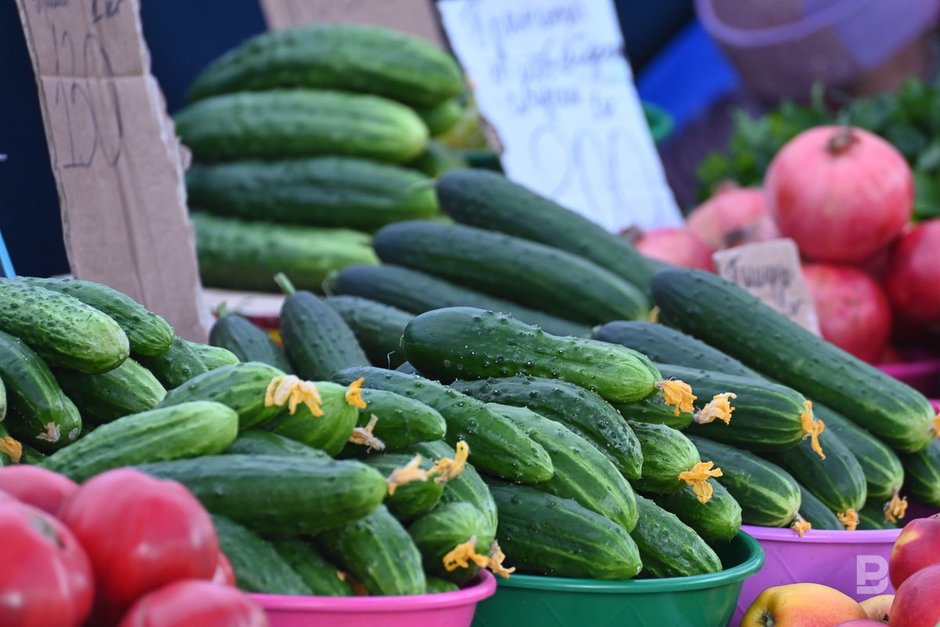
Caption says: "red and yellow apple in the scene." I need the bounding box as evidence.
[889,514,940,589]
[888,563,940,627]
[859,594,893,622]
[742,583,868,627]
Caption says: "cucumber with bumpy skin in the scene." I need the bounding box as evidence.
[615,395,694,430]
[415,99,463,136]
[325,296,413,369]
[264,381,362,456]
[656,479,742,543]
[901,440,940,506]
[272,539,353,596]
[857,501,899,530]
[344,389,446,453]
[796,486,843,531]
[210,308,293,373]
[186,341,239,370]
[425,577,459,593]
[631,495,723,578]
[408,502,495,584]
[226,431,328,460]
[213,516,311,595]
[136,336,208,389]
[361,454,443,521]
[628,420,702,495]
[54,358,165,423]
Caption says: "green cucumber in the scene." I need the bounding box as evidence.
[901,440,940,506]
[409,440,497,540]
[653,269,936,452]
[425,577,459,593]
[188,158,438,231]
[655,479,742,543]
[489,483,642,580]
[593,321,759,378]
[210,308,293,373]
[816,404,904,502]
[0,279,128,373]
[332,264,590,337]
[42,401,238,482]
[277,275,369,380]
[690,436,801,527]
[157,362,285,430]
[632,495,722,577]
[450,376,643,480]
[344,389,446,453]
[176,90,427,163]
[271,539,353,596]
[14,277,173,356]
[185,341,239,370]
[489,404,638,531]
[615,395,694,430]
[407,141,466,177]
[415,99,463,136]
[408,502,495,584]
[54,358,166,423]
[318,505,426,595]
[192,213,377,293]
[857,501,899,530]
[226,430,329,460]
[628,420,702,495]
[140,454,386,536]
[373,221,649,325]
[324,296,412,369]
[212,516,311,595]
[186,23,463,107]
[0,331,82,451]
[136,336,208,389]
[361,454,443,521]
[767,429,867,515]
[658,364,812,451]
[0,423,20,465]
[403,307,660,403]
[334,367,553,483]
[796,486,843,531]
[435,169,660,295]
[264,381,361,456]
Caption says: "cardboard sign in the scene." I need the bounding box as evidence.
[437,0,682,233]
[259,0,444,45]
[713,239,820,334]
[15,0,211,341]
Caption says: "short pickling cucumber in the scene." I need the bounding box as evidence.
[324,296,412,369]
[264,380,361,456]
[628,421,703,495]
[277,275,369,380]
[796,486,843,531]
[655,479,742,543]
[425,578,459,594]
[490,404,638,532]
[332,264,591,338]
[0,279,129,373]
[136,336,209,389]
[403,308,661,403]
[489,483,642,580]
[13,277,174,357]
[816,404,904,502]
[54,358,166,423]
[186,341,239,370]
[653,269,936,452]
[658,364,812,452]
[212,515,311,595]
[271,539,353,596]
[158,362,285,431]
[615,395,694,430]
[414,98,463,136]
[408,502,495,584]
[856,501,899,530]
[42,401,239,482]
[690,436,801,527]
[0,331,82,451]
[901,440,940,506]
[767,429,867,516]
[210,308,293,373]
[342,389,446,454]
[226,431,329,460]
[410,440,497,540]
[140,454,387,536]
[408,141,467,178]
[632,496,722,577]
[361,454,443,521]
[318,505,427,595]
[450,376,643,480]
[333,367,554,483]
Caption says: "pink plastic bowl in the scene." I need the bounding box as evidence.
[250,571,497,627]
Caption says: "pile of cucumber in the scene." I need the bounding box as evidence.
[178,23,477,293]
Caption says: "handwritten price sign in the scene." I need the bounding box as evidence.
[438,0,681,233]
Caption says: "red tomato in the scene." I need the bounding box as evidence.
[212,552,236,587]
[0,466,78,515]
[0,500,94,627]
[58,469,219,623]
[118,580,268,627]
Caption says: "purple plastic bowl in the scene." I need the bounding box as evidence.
[250,571,496,627]
[878,360,940,397]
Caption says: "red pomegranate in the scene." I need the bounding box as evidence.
[686,183,779,250]
[635,227,715,271]
[885,220,940,323]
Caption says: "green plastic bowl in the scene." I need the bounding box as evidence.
[471,531,763,627]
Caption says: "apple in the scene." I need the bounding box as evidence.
[888,563,940,627]
[859,594,893,622]
[889,514,940,589]
[635,227,715,271]
[742,583,867,627]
